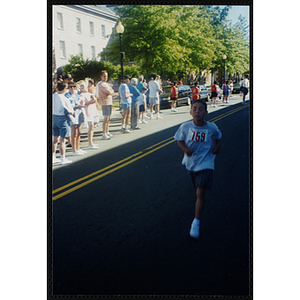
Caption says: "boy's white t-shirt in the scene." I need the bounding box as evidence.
[174,121,222,172]
[139,93,146,105]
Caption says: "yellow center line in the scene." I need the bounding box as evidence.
[52,136,174,195]
[53,138,175,201]
[52,104,248,201]
[209,105,248,123]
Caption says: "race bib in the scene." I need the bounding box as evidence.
[188,128,208,142]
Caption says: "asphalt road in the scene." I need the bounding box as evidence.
[51,103,251,297]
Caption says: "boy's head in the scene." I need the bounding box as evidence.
[142,87,147,93]
[191,99,207,111]
[190,99,208,125]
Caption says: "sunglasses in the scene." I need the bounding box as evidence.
[69,86,76,88]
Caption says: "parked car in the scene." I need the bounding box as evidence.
[159,85,191,108]
[199,85,210,101]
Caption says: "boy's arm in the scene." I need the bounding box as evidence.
[177,141,193,157]
[211,139,221,154]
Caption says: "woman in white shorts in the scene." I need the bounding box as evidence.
[77,80,99,149]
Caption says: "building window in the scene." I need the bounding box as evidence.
[59,41,66,58]
[101,25,106,37]
[78,44,83,55]
[57,12,64,29]
[76,18,81,33]
[89,21,94,36]
[102,48,107,61]
[91,46,96,60]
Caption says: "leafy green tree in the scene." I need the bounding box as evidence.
[102,5,191,80]
[203,5,249,81]
[67,6,249,84]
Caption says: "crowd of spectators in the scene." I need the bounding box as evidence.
[52,73,164,165]
[52,72,249,165]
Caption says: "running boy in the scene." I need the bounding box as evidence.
[174,99,222,239]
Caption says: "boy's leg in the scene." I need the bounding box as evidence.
[195,188,206,220]
[189,188,205,239]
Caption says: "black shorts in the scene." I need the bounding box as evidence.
[171,97,177,101]
[188,169,214,190]
[211,91,218,98]
[243,87,248,96]
[139,104,145,112]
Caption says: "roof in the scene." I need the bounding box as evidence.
[92,5,117,17]
[71,5,118,21]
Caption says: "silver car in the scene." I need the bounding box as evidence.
[199,85,210,101]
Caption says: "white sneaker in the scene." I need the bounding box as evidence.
[78,149,87,154]
[102,133,111,140]
[156,114,163,119]
[52,156,60,164]
[60,158,72,165]
[107,132,114,138]
[142,120,148,124]
[138,119,142,124]
[88,145,99,149]
[72,151,84,156]
[189,220,200,239]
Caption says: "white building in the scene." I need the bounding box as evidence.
[52,5,118,72]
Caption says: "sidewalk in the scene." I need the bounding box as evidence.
[53,93,249,169]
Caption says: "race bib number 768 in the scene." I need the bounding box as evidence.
[188,128,208,142]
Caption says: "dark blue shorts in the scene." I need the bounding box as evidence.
[52,115,70,138]
[139,104,145,112]
[188,169,214,190]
